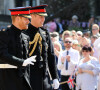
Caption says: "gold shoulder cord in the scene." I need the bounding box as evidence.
[29,33,42,56]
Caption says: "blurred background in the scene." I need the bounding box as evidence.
[0,0,100,32]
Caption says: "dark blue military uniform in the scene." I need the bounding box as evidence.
[25,24,58,90]
[0,25,31,90]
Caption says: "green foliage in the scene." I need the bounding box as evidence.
[68,27,83,31]
[41,0,90,22]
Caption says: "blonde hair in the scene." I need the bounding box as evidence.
[53,41,62,52]
[62,30,71,41]
[92,24,99,30]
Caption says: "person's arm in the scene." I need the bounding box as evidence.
[77,68,93,75]
[69,51,80,67]
[82,69,94,75]
[90,47,94,56]
[57,53,65,70]
[78,61,100,76]
[0,31,23,67]
[82,68,99,76]
[54,48,60,58]
[0,31,35,67]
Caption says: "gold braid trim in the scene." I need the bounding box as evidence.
[39,35,42,55]
[29,33,42,56]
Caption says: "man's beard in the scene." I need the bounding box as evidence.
[65,45,71,49]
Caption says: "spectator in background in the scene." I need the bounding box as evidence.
[50,32,59,42]
[76,46,100,90]
[59,31,63,44]
[72,40,81,53]
[91,35,99,59]
[81,37,90,47]
[77,31,83,37]
[44,20,57,32]
[68,15,80,30]
[55,18,63,33]
[83,30,91,42]
[61,30,71,50]
[77,31,83,45]
[62,30,71,42]
[93,37,100,90]
[92,24,100,37]
[71,30,77,40]
[91,35,98,47]
[57,37,80,90]
[53,41,62,58]
[77,32,90,47]
[88,16,97,30]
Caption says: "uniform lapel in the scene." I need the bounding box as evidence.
[39,28,46,42]
[21,32,29,55]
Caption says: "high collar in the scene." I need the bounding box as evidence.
[10,24,22,35]
[28,23,39,33]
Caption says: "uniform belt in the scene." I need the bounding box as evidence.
[0,64,17,68]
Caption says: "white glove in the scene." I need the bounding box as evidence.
[22,55,36,66]
[53,79,59,89]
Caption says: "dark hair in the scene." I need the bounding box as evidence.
[82,46,92,52]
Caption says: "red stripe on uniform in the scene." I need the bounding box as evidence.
[30,9,46,13]
[11,11,29,15]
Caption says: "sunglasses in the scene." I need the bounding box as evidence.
[77,34,81,36]
[82,50,89,52]
[84,34,89,36]
[92,29,98,30]
[64,41,72,43]
[50,34,57,37]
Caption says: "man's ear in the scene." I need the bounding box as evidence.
[16,16,22,22]
[15,16,20,22]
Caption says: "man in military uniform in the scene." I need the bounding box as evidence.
[0,7,36,90]
[25,5,59,90]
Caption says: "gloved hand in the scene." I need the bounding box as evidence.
[22,56,36,66]
[53,79,59,89]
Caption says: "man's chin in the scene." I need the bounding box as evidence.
[22,27,28,30]
[40,24,43,27]
[66,46,71,48]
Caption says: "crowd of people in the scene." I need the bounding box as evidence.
[44,15,99,33]
[46,21,100,90]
